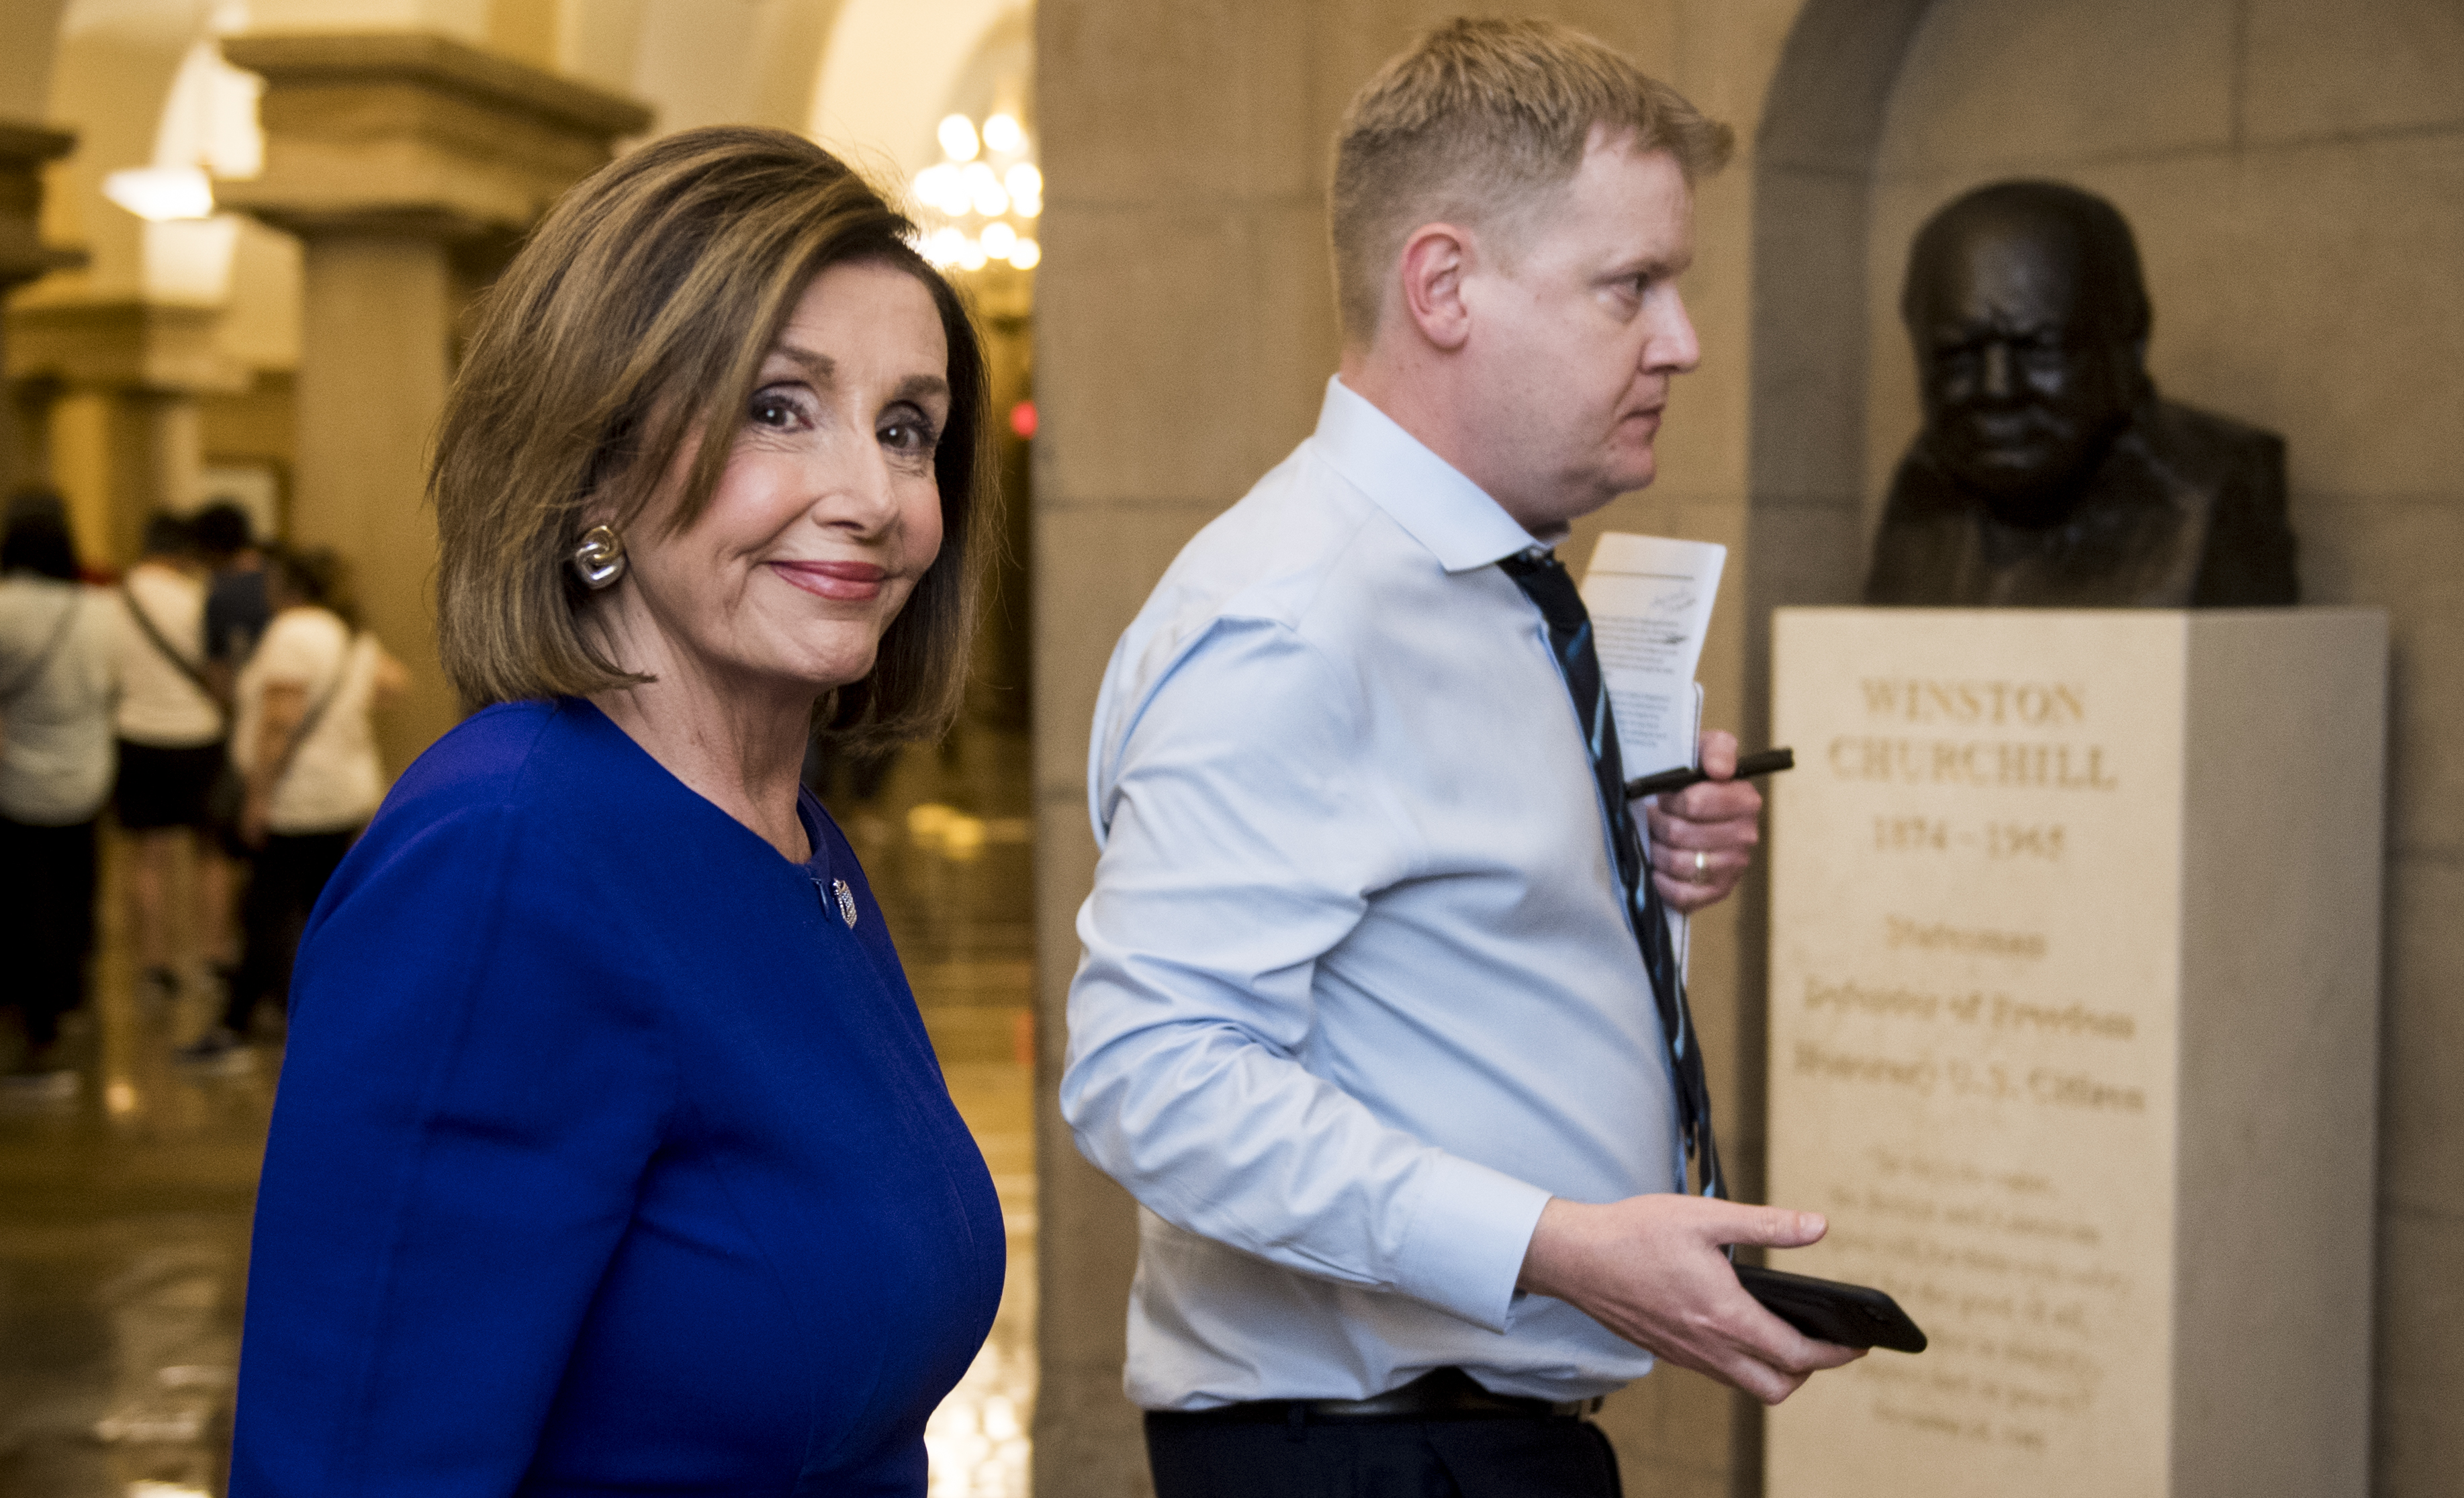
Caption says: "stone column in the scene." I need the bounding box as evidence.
[9,375,60,485]
[7,301,239,563]
[218,33,649,774]
[0,121,81,489]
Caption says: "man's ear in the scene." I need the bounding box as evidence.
[1397,222,1474,353]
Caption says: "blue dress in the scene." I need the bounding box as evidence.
[230,699,1006,1496]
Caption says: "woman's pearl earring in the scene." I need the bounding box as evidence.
[572,525,627,590]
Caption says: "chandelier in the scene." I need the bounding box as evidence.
[911,111,1041,274]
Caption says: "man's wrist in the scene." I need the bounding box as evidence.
[1517,1196,1584,1301]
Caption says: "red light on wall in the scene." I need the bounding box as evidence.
[1009,401,1038,439]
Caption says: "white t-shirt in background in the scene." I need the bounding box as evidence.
[0,576,118,825]
[233,607,384,835]
[114,561,223,747]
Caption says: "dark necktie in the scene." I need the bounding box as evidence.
[1498,549,1725,1200]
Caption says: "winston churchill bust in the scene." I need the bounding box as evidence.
[1864,180,2297,608]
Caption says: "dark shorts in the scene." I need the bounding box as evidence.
[114,740,225,831]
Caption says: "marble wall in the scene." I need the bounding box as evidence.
[1032,0,2463,1493]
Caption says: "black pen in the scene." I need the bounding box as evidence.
[1623,746,1794,801]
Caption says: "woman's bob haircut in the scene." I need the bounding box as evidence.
[431,125,994,750]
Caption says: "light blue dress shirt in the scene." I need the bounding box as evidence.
[1062,376,1682,1409]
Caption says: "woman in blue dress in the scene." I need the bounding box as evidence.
[230,127,1006,1496]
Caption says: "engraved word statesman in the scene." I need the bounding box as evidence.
[1864,180,2298,607]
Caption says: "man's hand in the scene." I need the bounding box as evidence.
[1517,1194,1864,1404]
[1645,729,1761,913]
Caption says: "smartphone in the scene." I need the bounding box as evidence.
[1734,1263,1928,1354]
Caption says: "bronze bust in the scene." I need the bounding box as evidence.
[1863,181,2297,608]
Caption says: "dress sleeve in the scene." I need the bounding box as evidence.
[229,800,677,1497]
[1060,618,1552,1335]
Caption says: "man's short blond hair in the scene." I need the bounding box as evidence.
[1330,17,1733,346]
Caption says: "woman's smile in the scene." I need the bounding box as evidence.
[768,557,888,602]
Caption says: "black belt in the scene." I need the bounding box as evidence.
[1145,1368,1602,1425]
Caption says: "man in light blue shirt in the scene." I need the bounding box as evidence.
[1062,19,1862,1495]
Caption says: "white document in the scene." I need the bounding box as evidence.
[1582,532,1725,980]
[1578,532,1726,782]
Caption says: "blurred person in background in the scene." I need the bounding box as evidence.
[0,494,118,1095]
[191,500,270,699]
[177,545,405,1070]
[113,511,234,1001]
[191,501,273,996]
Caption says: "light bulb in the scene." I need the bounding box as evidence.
[913,164,961,216]
[982,113,1023,154]
[980,222,1017,258]
[937,113,979,162]
[983,1397,1021,1440]
[958,237,989,271]
[961,162,1006,217]
[1009,236,1040,269]
[1005,163,1042,217]
[103,166,214,222]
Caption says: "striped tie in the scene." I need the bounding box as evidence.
[1499,549,1725,1200]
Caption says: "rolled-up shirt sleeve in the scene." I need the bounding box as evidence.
[1061,615,1552,1334]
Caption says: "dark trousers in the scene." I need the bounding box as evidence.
[0,815,97,1049]
[1146,1411,1624,1498]
[225,829,353,1034]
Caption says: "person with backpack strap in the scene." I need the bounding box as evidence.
[177,545,404,1070]
[113,511,235,1002]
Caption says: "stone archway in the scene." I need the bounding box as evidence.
[1741,0,1935,669]
[1727,9,1938,1491]
[811,0,1027,179]
[1733,19,1941,1264]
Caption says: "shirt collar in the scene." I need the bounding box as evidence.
[1307,376,1558,573]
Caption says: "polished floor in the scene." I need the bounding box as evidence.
[0,727,1039,1498]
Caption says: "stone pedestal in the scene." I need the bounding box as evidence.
[1766,607,2384,1498]
[0,120,82,489]
[218,32,649,774]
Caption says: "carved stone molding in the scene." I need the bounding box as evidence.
[5,299,248,394]
[217,32,653,242]
[0,121,85,291]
